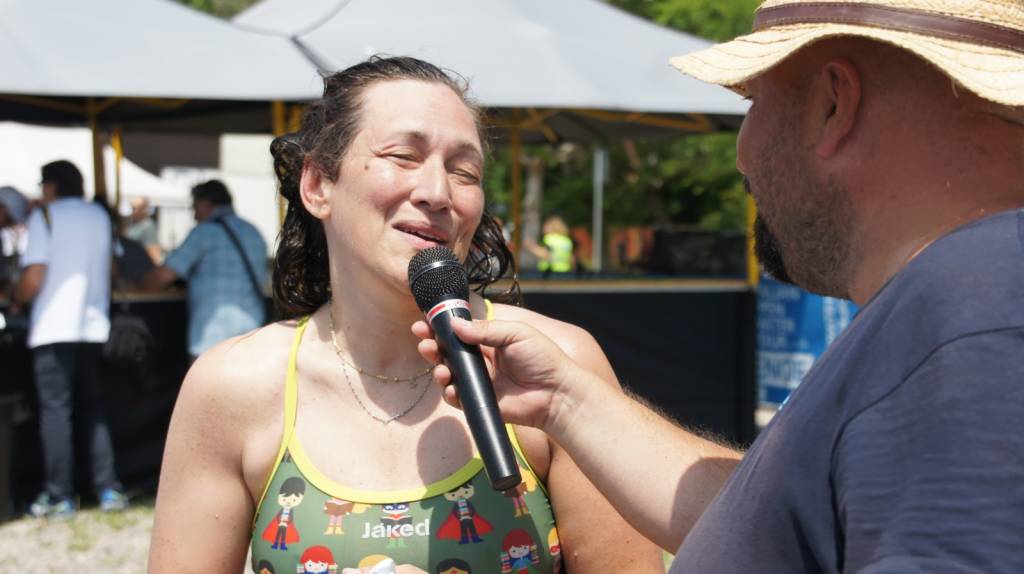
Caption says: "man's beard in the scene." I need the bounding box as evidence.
[753,213,794,285]
[745,176,856,298]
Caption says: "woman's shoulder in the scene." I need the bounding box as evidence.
[178,319,301,430]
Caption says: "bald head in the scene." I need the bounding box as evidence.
[739,36,1024,302]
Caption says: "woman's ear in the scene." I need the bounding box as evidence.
[299,159,332,220]
[814,58,862,158]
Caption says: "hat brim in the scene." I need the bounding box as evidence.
[670,23,1024,107]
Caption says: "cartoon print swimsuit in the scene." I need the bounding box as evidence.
[249,304,561,574]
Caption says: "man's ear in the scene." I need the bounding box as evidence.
[299,160,332,220]
[814,59,862,158]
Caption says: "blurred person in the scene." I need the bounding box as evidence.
[413,1,1024,572]
[124,196,162,264]
[524,215,574,277]
[144,180,268,361]
[148,56,664,573]
[10,160,126,518]
[0,186,29,291]
[112,213,156,292]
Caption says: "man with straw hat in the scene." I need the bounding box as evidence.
[415,0,1024,572]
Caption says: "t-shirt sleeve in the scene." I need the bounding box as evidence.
[138,220,159,246]
[163,225,210,279]
[20,209,50,267]
[834,329,1024,574]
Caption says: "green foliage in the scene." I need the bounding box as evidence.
[561,0,760,232]
[610,0,761,41]
[174,0,258,19]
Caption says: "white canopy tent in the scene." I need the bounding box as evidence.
[0,0,319,101]
[0,0,321,208]
[233,0,745,116]
[234,0,749,268]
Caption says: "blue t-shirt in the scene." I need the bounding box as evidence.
[164,208,268,356]
[671,209,1024,573]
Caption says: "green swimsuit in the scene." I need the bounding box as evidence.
[249,313,562,574]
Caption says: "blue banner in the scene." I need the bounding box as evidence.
[757,277,857,407]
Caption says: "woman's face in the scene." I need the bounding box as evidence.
[324,79,485,293]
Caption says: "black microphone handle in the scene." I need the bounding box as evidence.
[430,302,522,491]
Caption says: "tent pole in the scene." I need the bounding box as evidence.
[111,128,123,209]
[592,147,607,273]
[271,101,287,136]
[509,116,523,265]
[287,104,304,132]
[87,99,108,204]
[746,194,759,287]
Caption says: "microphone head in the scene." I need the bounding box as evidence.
[408,246,470,311]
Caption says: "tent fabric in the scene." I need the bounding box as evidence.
[0,122,187,203]
[0,0,320,101]
[234,0,748,116]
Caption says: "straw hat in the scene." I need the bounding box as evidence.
[670,0,1024,106]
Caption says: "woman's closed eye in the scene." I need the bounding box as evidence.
[388,151,421,164]
[450,168,481,185]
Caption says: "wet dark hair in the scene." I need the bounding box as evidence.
[271,55,519,319]
[41,160,84,198]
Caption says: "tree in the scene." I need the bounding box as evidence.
[610,0,760,41]
[174,0,258,19]
[584,0,758,232]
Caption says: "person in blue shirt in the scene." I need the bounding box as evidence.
[146,180,268,360]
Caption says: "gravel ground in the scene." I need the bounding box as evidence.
[0,501,156,573]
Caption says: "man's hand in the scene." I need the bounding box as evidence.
[413,317,597,433]
[142,266,179,291]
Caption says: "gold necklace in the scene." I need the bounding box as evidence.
[340,361,432,425]
[327,303,433,384]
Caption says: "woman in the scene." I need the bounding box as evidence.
[148,56,663,573]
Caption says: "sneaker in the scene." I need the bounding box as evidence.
[98,488,128,512]
[27,493,75,519]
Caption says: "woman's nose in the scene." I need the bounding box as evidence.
[410,158,451,211]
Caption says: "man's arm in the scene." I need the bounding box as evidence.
[144,244,164,265]
[414,317,741,551]
[142,266,179,291]
[13,209,50,311]
[11,264,45,310]
[142,225,207,291]
[547,369,740,551]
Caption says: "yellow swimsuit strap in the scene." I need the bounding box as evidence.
[251,316,310,524]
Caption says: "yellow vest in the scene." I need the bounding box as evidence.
[538,232,573,273]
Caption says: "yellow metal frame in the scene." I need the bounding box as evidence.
[111,128,124,208]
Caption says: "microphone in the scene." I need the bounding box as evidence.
[408,246,521,491]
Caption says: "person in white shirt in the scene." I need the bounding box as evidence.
[11,160,126,517]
